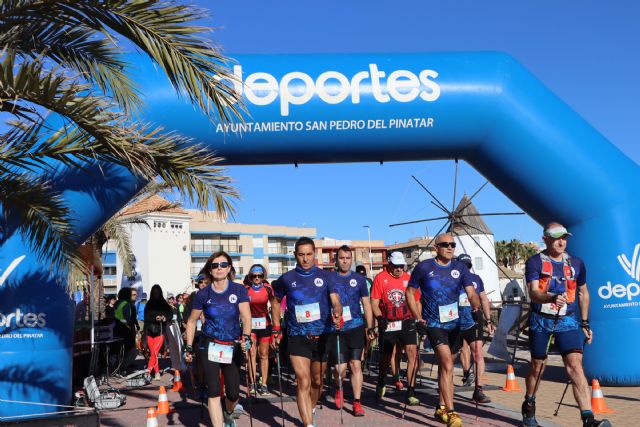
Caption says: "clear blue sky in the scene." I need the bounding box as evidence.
[186,0,640,245]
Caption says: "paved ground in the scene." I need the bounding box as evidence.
[99,343,633,427]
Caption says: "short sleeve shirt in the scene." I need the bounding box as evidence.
[332,271,369,331]
[459,273,485,330]
[408,258,473,330]
[193,281,250,342]
[370,270,419,321]
[525,253,586,332]
[273,266,337,336]
[247,283,273,325]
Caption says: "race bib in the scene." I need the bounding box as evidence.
[458,293,471,307]
[387,320,402,332]
[342,306,352,322]
[196,319,202,331]
[439,302,459,323]
[295,302,321,323]
[208,342,234,364]
[540,294,567,316]
[252,317,267,330]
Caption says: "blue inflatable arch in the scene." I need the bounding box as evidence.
[2,52,639,418]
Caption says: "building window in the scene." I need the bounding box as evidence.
[474,257,483,270]
[103,266,117,276]
[253,237,264,248]
[170,222,183,230]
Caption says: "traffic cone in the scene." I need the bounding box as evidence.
[156,386,174,414]
[502,365,522,392]
[171,369,184,392]
[591,379,614,414]
[146,408,158,427]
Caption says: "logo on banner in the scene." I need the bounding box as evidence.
[598,244,640,302]
[231,64,441,117]
[0,309,47,328]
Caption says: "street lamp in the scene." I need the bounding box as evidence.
[363,225,374,280]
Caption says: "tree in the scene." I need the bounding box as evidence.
[495,239,539,270]
[0,0,241,269]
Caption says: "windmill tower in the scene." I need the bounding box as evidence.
[448,195,500,302]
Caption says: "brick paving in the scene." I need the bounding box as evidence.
[99,344,635,427]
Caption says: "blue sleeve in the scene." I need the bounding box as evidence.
[192,288,206,310]
[236,284,250,303]
[408,264,423,289]
[475,276,485,294]
[525,256,540,283]
[273,277,285,299]
[359,277,369,298]
[327,273,338,294]
[460,264,474,289]
[575,258,587,286]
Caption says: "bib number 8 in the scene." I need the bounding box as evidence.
[306,310,311,318]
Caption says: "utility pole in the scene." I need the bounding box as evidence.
[363,225,374,280]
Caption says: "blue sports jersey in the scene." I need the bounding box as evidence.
[332,271,369,331]
[193,281,250,342]
[525,253,586,333]
[459,273,485,330]
[408,258,474,330]
[273,266,337,336]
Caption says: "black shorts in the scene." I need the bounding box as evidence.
[197,336,243,400]
[251,324,272,342]
[460,325,482,345]
[381,319,417,355]
[426,327,461,353]
[288,333,330,362]
[328,325,365,365]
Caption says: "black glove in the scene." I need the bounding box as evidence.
[377,316,388,334]
[415,320,429,336]
[183,344,194,359]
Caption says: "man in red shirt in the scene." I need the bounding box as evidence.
[371,251,421,406]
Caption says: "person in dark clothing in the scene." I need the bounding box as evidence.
[144,284,173,380]
[113,287,138,374]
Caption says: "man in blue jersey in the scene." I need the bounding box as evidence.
[406,233,480,427]
[521,223,609,427]
[328,245,375,417]
[455,254,494,404]
[271,237,343,427]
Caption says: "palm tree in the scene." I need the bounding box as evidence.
[1,1,242,269]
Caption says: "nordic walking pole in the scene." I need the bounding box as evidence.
[554,380,571,416]
[401,331,421,420]
[275,346,285,427]
[531,305,562,398]
[336,333,344,425]
[241,342,254,427]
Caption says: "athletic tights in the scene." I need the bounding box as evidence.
[147,334,164,374]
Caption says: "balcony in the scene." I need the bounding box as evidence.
[267,247,294,258]
[190,244,243,254]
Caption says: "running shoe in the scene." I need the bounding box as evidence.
[521,398,538,427]
[249,383,257,395]
[154,372,161,381]
[312,408,317,427]
[583,417,612,427]
[447,411,463,427]
[353,401,365,417]
[472,386,491,404]
[223,409,236,427]
[434,405,449,424]
[395,379,404,390]
[462,371,475,387]
[376,383,386,399]
[335,389,343,408]
[257,383,270,395]
[232,403,243,419]
[406,394,420,406]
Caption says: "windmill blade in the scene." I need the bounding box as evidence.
[423,220,452,252]
[389,215,450,228]
[452,158,459,213]
[457,180,489,213]
[457,222,514,282]
[459,212,525,217]
[431,201,449,214]
[412,175,450,214]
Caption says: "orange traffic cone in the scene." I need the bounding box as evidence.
[171,369,184,392]
[146,408,159,427]
[591,379,614,414]
[156,386,174,414]
[502,365,522,392]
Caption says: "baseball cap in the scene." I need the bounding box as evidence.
[457,253,472,266]
[388,251,406,266]
[167,293,174,299]
[544,225,572,239]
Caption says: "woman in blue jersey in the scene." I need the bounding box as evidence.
[184,252,252,427]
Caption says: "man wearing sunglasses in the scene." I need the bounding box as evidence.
[406,234,480,427]
[271,237,343,427]
[371,251,422,406]
[521,223,609,427]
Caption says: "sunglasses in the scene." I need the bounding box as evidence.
[391,264,405,269]
[250,274,264,279]
[436,242,457,249]
[211,262,230,269]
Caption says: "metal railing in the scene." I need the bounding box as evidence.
[190,243,243,253]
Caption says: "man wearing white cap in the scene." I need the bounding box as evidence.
[371,251,421,406]
[521,223,610,427]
